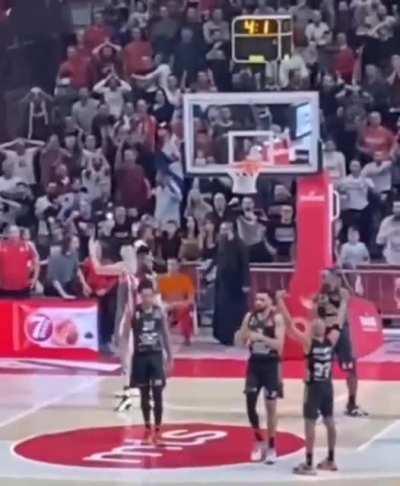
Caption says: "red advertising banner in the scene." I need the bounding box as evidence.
[348,297,383,358]
[0,299,99,360]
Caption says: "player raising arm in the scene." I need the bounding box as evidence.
[89,237,138,406]
[316,269,366,417]
[276,291,345,476]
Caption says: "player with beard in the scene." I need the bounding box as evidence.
[276,291,343,476]
[131,279,173,445]
[235,290,285,464]
[315,269,367,417]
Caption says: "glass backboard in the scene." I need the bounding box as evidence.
[183,92,320,184]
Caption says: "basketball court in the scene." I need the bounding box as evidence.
[1,332,400,486]
[1,80,396,486]
[1,11,398,485]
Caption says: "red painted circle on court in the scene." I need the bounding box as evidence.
[15,423,304,469]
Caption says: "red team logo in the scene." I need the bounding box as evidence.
[15,423,304,469]
[24,314,53,343]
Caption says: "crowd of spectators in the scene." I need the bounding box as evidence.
[1,0,400,296]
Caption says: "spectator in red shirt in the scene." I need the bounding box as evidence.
[83,243,118,351]
[0,225,40,297]
[58,46,91,90]
[114,146,151,211]
[135,98,157,152]
[357,111,395,159]
[92,41,123,81]
[123,27,153,76]
[83,12,112,51]
[333,33,355,84]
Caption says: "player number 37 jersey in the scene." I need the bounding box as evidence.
[306,338,333,383]
[133,306,164,354]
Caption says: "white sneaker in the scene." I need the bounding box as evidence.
[131,388,140,398]
[265,448,277,465]
[250,442,265,462]
[114,386,130,399]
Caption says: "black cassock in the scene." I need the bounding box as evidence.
[212,237,250,345]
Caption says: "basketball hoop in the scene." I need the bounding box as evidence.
[230,160,272,194]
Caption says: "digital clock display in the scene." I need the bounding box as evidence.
[232,15,293,63]
[235,18,279,36]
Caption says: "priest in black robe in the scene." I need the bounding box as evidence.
[212,221,250,345]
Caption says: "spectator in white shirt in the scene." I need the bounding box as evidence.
[0,138,42,187]
[376,200,400,264]
[361,151,392,197]
[323,139,346,185]
[339,159,374,243]
[81,136,111,202]
[0,159,22,195]
[154,169,182,226]
[340,159,374,211]
[203,8,230,45]
[71,88,99,134]
[340,226,370,268]
[93,73,132,119]
[305,11,332,47]
[279,47,309,88]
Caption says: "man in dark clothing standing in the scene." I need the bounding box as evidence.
[213,221,250,345]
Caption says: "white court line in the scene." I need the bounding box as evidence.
[164,393,348,415]
[0,376,104,430]
[357,419,400,451]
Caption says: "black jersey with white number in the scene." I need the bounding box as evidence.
[133,305,164,355]
[248,312,279,361]
[306,338,334,384]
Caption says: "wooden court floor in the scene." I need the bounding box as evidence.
[0,364,399,486]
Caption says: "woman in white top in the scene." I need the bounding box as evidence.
[165,74,182,108]
[339,159,375,244]
[323,139,347,185]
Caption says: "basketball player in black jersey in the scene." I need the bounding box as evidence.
[277,290,343,476]
[316,269,367,417]
[236,290,285,464]
[131,279,173,445]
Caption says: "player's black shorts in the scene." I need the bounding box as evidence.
[244,357,279,400]
[132,352,165,388]
[334,323,356,372]
[303,381,334,421]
